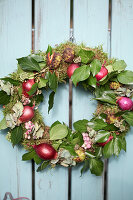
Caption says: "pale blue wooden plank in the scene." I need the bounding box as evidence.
[108,1,133,200]
[72,1,109,199]
[0,0,32,199]
[35,1,70,199]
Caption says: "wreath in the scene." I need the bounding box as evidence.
[0,42,133,176]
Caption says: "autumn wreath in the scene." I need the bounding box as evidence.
[0,42,133,176]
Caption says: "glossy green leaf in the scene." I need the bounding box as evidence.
[95,131,110,143]
[71,65,90,86]
[103,139,114,158]
[0,77,20,86]
[122,112,133,126]
[73,119,88,132]
[11,126,23,146]
[48,91,55,113]
[114,138,122,156]
[88,119,107,131]
[48,72,58,92]
[90,59,101,76]
[37,161,49,172]
[113,60,127,72]
[117,70,133,84]
[89,158,103,176]
[78,49,94,64]
[0,91,11,105]
[0,118,7,130]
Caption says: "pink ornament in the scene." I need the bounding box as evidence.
[95,66,108,81]
[117,97,133,111]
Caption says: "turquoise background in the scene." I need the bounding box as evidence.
[0,0,133,199]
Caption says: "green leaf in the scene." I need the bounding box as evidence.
[90,59,101,76]
[22,150,42,165]
[73,119,88,133]
[50,124,68,140]
[95,131,110,143]
[85,151,96,158]
[0,91,11,105]
[61,145,77,156]
[113,60,127,72]
[46,45,53,56]
[87,74,97,88]
[48,72,58,92]
[88,119,107,131]
[0,77,20,86]
[31,54,44,62]
[103,124,118,131]
[71,65,90,86]
[11,126,23,146]
[0,118,7,130]
[89,158,103,176]
[38,78,48,88]
[48,91,55,113]
[122,112,133,126]
[17,56,41,72]
[27,83,38,96]
[117,70,133,84]
[114,138,122,156]
[121,137,126,152]
[37,161,49,172]
[81,160,90,175]
[78,49,95,64]
[95,89,116,105]
[51,121,61,129]
[103,139,114,158]
[34,93,44,104]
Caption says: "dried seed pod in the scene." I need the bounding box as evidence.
[63,47,74,63]
[110,82,121,90]
[46,52,62,69]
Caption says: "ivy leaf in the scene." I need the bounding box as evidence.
[90,59,101,76]
[37,161,49,172]
[88,119,107,131]
[103,139,114,158]
[50,124,68,140]
[122,112,133,126]
[114,138,122,156]
[78,49,94,64]
[117,70,133,84]
[11,126,23,146]
[95,131,110,143]
[48,72,58,92]
[0,91,11,105]
[48,91,55,113]
[112,60,127,72]
[89,158,103,176]
[73,119,88,133]
[46,45,52,56]
[81,160,90,175]
[0,77,20,86]
[0,118,7,130]
[27,83,38,96]
[71,65,90,86]
[17,56,41,72]
[38,78,48,88]
[31,54,44,62]
[87,74,97,88]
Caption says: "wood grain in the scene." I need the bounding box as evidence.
[0,0,32,199]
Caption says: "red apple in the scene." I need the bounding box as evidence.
[67,64,79,78]
[98,136,113,147]
[95,66,108,81]
[117,97,133,111]
[22,79,35,97]
[33,143,58,160]
[19,106,34,123]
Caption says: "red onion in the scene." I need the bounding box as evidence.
[22,79,35,97]
[33,143,58,160]
[95,66,108,81]
[67,64,79,78]
[98,136,113,147]
[117,97,133,111]
[19,106,34,123]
